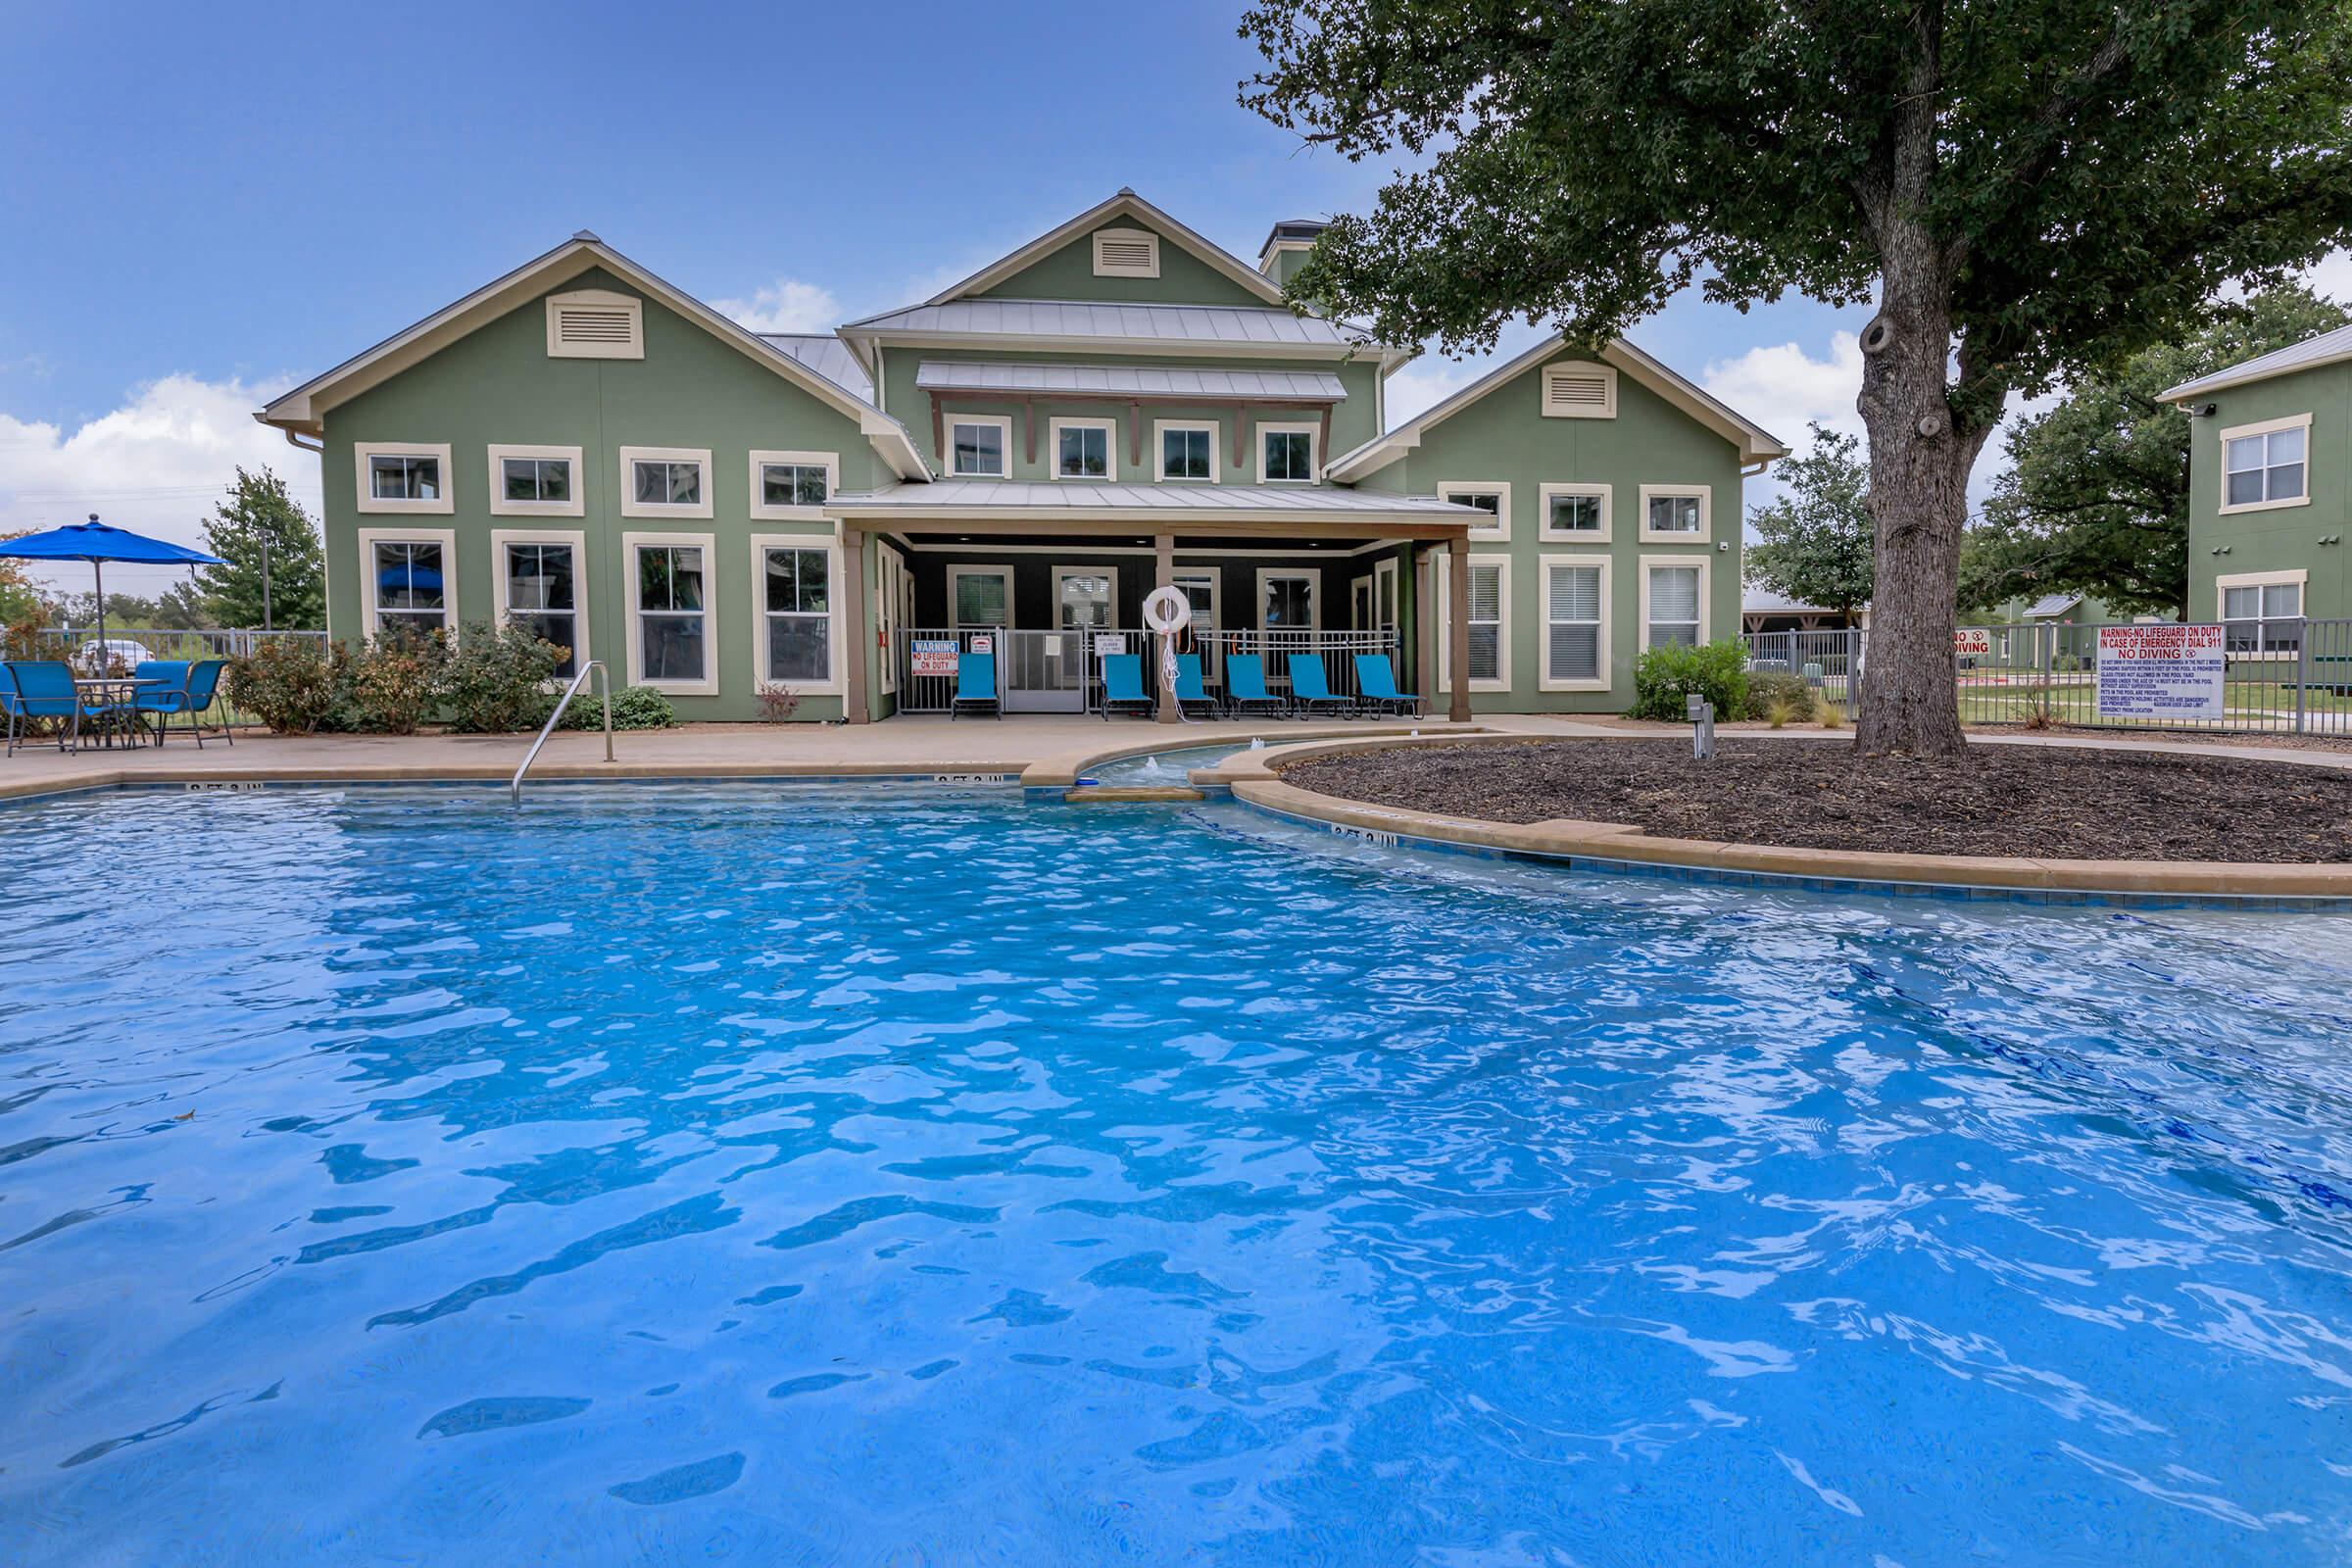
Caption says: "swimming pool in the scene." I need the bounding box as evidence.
[3,782,2348,1564]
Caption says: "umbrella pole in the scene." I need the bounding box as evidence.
[93,559,105,668]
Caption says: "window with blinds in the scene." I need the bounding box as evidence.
[1467,563,1503,682]
[1546,564,1602,683]
[1647,565,1701,648]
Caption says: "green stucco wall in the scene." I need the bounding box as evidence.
[972,220,1273,308]
[2186,362,2352,623]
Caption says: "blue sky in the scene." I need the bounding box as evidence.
[4,0,2341,593]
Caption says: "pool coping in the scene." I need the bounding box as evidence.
[1211,732,2352,908]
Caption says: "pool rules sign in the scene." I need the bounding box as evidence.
[2095,624,2226,720]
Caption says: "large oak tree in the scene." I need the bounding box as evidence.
[1240,0,2352,755]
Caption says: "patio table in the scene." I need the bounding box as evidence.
[73,676,168,750]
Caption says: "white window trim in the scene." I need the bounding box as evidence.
[1173,568,1221,633]
[1053,565,1120,629]
[1047,416,1119,482]
[1372,558,1399,632]
[1539,553,1611,692]
[619,446,713,520]
[1154,419,1221,483]
[1435,553,1512,693]
[622,530,718,696]
[545,288,644,361]
[749,532,843,696]
[1438,480,1510,543]
[946,415,1014,478]
[748,449,841,521]
[1092,226,1160,278]
[1638,484,1712,544]
[356,526,460,642]
[1538,481,1613,544]
[1255,568,1320,632]
[1640,554,1712,651]
[486,444,585,518]
[490,528,589,667]
[2217,413,2313,514]
[354,442,455,515]
[1256,420,1320,484]
[1540,360,1619,419]
[948,564,1016,627]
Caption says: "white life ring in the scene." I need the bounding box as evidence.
[1141,586,1193,635]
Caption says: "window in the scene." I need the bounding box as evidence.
[487,445,583,517]
[368,538,451,644]
[1054,568,1115,630]
[619,447,712,519]
[1641,485,1709,541]
[1092,227,1160,277]
[1439,481,1509,541]
[1541,361,1618,418]
[500,539,581,677]
[1156,421,1218,482]
[1543,558,1608,690]
[625,534,715,693]
[1175,572,1219,632]
[760,545,833,687]
[750,450,838,519]
[1540,483,1610,542]
[546,288,644,360]
[1051,418,1115,480]
[949,417,1010,477]
[2220,573,2305,655]
[1466,562,1504,683]
[1259,570,1316,630]
[1259,423,1318,483]
[950,566,1012,627]
[1643,561,1706,649]
[354,443,453,514]
[2221,416,2311,512]
[1374,559,1398,631]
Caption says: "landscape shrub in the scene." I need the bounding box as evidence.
[1744,669,1817,723]
[539,683,678,732]
[350,637,441,735]
[756,682,801,723]
[439,621,565,733]
[1628,639,1751,722]
[226,638,347,735]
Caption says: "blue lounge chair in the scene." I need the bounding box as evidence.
[1286,653,1353,717]
[3,661,108,755]
[1100,653,1153,719]
[181,659,233,746]
[1353,654,1419,716]
[1172,653,1215,717]
[951,651,999,719]
[130,660,190,745]
[1222,653,1285,719]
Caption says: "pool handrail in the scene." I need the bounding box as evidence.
[511,659,613,802]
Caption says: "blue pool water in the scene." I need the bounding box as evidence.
[4,783,2351,1565]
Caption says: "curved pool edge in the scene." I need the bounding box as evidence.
[1215,737,2352,909]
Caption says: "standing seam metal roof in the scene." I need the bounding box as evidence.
[841,297,1365,348]
[757,333,874,405]
[2160,322,2352,402]
[827,480,1481,514]
[913,361,1346,400]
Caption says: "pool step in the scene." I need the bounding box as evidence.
[1062,785,1206,805]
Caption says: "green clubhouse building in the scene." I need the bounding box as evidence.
[260,192,1786,721]
[2165,319,2352,648]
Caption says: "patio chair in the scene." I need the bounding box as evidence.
[1353,654,1420,717]
[1172,653,1216,717]
[1286,653,1354,718]
[130,660,190,745]
[951,651,1000,719]
[180,659,233,746]
[1222,653,1286,719]
[3,661,107,755]
[1100,654,1154,720]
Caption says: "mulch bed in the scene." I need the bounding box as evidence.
[1276,740,2352,862]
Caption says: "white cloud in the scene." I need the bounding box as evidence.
[712,277,842,334]
[1382,353,1492,425]
[2302,249,2352,306]
[0,374,319,593]
[1701,331,1867,445]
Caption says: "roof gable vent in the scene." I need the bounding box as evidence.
[1091,227,1160,279]
[546,288,645,360]
[1541,361,1617,418]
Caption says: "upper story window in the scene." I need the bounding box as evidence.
[546,288,644,360]
[1260,423,1317,484]
[1439,481,1508,541]
[750,451,838,519]
[488,445,583,517]
[1541,483,1610,541]
[355,442,454,514]
[1541,361,1618,418]
[619,447,712,518]
[1640,485,1709,542]
[1092,227,1160,278]
[1156,421,1218,482]
[2221,416,2310,513]
[950,416,1009,477]
[1053,419,1114,480]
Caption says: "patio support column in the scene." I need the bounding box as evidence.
[1154,531,1178,723]
[842,526,870,724]
[1414,546,1437,718]
[1446,537,1471,723]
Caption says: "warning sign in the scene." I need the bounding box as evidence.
[1953,627,1992,657]
[2095,624,2225,720]
[910,638,957,677]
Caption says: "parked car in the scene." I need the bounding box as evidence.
[71,639,154,675]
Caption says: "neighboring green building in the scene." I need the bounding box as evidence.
[2162,322,2352,646]
[260,191,1785,721]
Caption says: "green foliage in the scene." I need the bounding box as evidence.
[226,638,347,736]
[350,638,441,735]
[1745,669,1818,722]
[1628,639,1751,722]
[201,467,326,631]
[1745,425,1875,618]
[1963,283,2352,617]
[0,531,38,627]
[545,684,678,732]
[438,621,564,733]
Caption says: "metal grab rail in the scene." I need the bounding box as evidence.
[511,660,613,802]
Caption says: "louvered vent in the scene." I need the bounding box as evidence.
[1092,228,1160,278]
[1540,361,1617,418]
[545,289,644,360]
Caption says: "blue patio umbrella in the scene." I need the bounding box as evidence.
[0,514,225,660]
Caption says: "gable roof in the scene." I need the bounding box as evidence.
[2159,320,2352,403]
[1324,332,1789,479]
[759,332,874,405]
[256,233,928,479]
[838,297,1376,359]
[923,190,1290,311]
